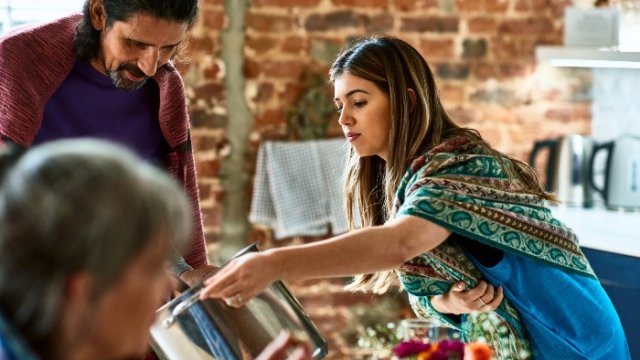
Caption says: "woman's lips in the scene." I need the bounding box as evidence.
[346,133,360,142]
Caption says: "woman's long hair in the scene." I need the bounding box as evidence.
[329,36,553,293]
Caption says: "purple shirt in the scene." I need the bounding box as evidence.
[33,60,167,164]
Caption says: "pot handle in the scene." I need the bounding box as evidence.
[589,141,614,203]
[529,139,557,192]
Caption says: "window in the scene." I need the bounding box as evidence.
[1,0,84,34]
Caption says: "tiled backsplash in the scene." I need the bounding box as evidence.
[592,68,640,141]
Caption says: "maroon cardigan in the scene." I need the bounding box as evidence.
[0,15,208,268]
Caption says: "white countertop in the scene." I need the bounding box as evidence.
[550,206,640,258]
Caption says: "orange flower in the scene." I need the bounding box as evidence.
[465,342,493,360]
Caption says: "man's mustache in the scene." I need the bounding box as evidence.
[117,63,146,78]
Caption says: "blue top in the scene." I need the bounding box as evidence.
[0,311,38,360]
[33,60,167,165]
[466,250,631,360]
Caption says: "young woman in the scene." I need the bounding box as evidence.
[200,36,630,359]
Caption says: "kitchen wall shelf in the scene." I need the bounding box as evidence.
[536,45,640,69]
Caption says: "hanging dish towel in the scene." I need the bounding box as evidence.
[250,139,349,239]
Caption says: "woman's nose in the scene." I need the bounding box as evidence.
[338,109,352,126]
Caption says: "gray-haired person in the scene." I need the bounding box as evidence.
[0,139,311,360]
[0,139,191,359]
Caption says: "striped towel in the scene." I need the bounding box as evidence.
[250,139,349,239]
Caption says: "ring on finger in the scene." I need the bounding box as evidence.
[235,293,243,304]
[477,297,487,306]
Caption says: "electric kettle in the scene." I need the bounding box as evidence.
[589,135,640,210]
[528,135,594,207]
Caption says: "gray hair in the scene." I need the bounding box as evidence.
[0,139,192,351]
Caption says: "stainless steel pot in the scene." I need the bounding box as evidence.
[149,243,327,359]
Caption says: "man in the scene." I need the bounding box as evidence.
[0,0,213,285]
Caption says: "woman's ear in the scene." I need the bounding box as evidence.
[89,0,106,31]
[407,88,417,113]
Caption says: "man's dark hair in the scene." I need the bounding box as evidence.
[74,0,199,62]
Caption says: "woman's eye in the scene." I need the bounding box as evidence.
[335,106,343,113]
[354,101,366,107]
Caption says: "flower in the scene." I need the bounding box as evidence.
[465,342,493,360]
[391,339,492,359]
[392,339,431,358]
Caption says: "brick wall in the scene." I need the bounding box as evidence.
[183,0,591,357]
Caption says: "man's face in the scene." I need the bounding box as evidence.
[91,11,188,90]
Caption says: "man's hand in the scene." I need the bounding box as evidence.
[179,264,217,287]
[430,281,503,315]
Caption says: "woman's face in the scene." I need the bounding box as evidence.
[334,72,391,161]
[86,233,172,358]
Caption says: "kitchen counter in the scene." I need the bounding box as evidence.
[550,206,640,257]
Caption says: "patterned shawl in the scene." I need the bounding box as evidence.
[392,137,595,359]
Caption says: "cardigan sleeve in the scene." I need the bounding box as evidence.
[178,145,208,269]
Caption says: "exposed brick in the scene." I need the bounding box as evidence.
[455,0,484,12]
[282,36,308,54]
[190,110,227,129]
[203,62,222,80]
[192,135,223,152]
[305,11,360,32]
[436,63,470,80]
[419,38,455,60]
[473,62,534,81]
[514,0,547,11]
[394,0,439,12]
[246,35,278,55]
[332,0,388,6]
[492,37,538,60]
[198,182,212,201]
[364,13,395,32]
[188,37,215,53]
[255,108,286,126]
[246,13,293,32]
[194,83,225,101]
[439,84,465,104]
[498,17,554,35]
[262,60,305,79]
[254,83,274,102]
[196,158,221,178]
[201,206,223,228]
[462,38,487,59]
[310,39,343,64]
[470,87,519,106]
[447,106,477,124]
[467,16,496,33]
[485,0,508,12]
[252,0,321,6]
[400,16,459,32]
[202,9,226,30]
[281,82,307,106]
[243,59,261,79]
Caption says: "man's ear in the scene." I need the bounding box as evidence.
[407,88,417,113]
[89,0,106,31]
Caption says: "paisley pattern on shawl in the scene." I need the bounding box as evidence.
[392,137,595,359]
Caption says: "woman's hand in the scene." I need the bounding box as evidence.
[430,281,503,315]
[198,252,277,307]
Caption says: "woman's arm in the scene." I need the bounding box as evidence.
[200,215,450,304]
